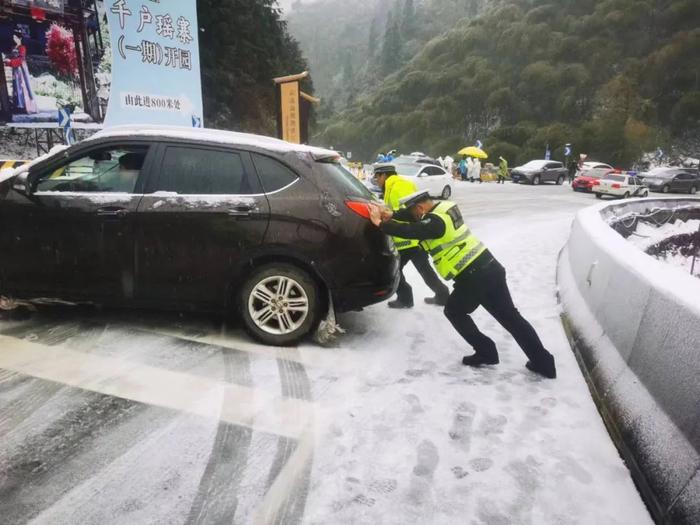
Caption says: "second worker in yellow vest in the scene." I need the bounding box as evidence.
[368,190,556,380]
[373,165,450,308]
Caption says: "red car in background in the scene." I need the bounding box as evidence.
[572,167,612,192]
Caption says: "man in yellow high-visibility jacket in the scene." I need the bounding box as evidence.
[367,190,556,379]
[374,165,449,309]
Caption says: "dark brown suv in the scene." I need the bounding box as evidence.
[0,126,399,345]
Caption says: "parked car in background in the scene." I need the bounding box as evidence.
[572,167,611,192]
[511,160,568,185]
[394,154,440,166]
[594,172,649,199]
[577,161,613,176]
[638,167,699,194]
[0,126,400,346]
[370,161,453,199]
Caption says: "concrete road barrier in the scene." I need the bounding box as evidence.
[557,197,700,525]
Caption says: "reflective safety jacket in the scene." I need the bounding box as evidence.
[420,201,486,280]
[384,175,420,251]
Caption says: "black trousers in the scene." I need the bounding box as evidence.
[444,259,553,364]
[396,247,450,306]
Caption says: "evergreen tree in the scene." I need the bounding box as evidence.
[368,17,379,58]
[342,52,354,83]
[402,0,416,38]
[380,10,401,75]
[196,0,313,133]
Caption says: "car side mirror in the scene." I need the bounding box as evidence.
[11,171,31,197]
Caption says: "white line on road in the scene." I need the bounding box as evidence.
[0,334,314,439]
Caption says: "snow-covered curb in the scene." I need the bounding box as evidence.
[557,197,700,524]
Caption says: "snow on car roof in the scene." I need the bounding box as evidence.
[88,125,338,159]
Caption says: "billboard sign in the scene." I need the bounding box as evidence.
[104,0,203,128]
[279,81,300,143]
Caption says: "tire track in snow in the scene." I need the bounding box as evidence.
[186,349,253,525]
[0,371,64,438]
[260,357,314,525]
[0,378,162,524]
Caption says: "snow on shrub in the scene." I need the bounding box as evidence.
[45,23,78,78]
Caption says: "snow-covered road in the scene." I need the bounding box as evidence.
[0,182,652,524]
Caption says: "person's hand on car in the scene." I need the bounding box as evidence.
[368,203,383,226]
[368,203,393,226]
[380,206,393,221]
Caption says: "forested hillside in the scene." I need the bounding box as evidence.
[197,0,312,134]
[304,0,699,165]
[287,0,490,117]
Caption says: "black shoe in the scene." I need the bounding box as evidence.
[526,354,557,379]
[388,299,413,309]
[424,295,448,306]
[462,354,499,367]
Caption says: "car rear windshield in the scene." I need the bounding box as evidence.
[318,162,374,199]
[605,175,625,182]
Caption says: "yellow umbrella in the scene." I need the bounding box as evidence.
[458,146,488,159]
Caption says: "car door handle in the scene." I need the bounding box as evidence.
[227,205,253,218]
[97,207,129,218]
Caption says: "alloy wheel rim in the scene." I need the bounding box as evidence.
[248,276,309,335]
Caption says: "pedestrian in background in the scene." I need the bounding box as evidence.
[471,157,482,183]
[567,159,578,184]
[498,156,508,184]
[458,155,469,181]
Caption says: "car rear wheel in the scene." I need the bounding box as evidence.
[595,193,602,199]
[532,175,541,185]
[623,192,630,199]
[441,185,452,199]
[662,185,670,193]
[690,186,697,195]
[556,175,564,185]
[240,263,320,346]
[641,190,649,197]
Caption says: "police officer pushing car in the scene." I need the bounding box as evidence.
[368,190,557,379]
[373,165,450,309]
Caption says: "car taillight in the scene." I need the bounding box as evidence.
[346,200,371,219]
[593,180,600,186]
[612,183,621,189]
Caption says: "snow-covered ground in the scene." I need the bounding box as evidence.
[0,182,652,524]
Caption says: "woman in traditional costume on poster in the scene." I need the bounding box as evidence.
[4,30,38,115]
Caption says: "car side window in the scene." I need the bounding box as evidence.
[35,145,149,193]
[251,153,299,193]
[155,147,258,195]
[425,166,446,176]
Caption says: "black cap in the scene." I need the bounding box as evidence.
[373,164,397,176]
